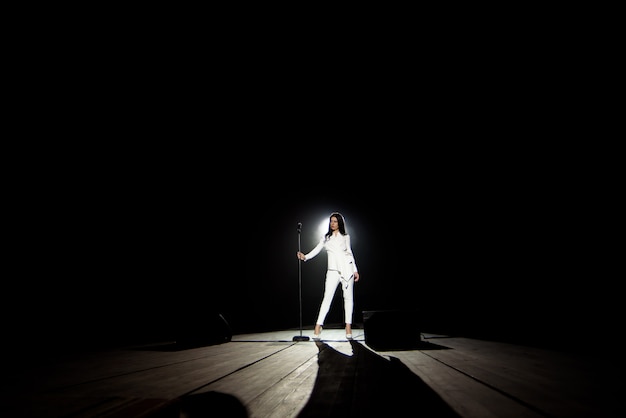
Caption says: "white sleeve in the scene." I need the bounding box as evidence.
[303,238,324,261]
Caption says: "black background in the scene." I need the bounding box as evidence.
[7,146,618,355]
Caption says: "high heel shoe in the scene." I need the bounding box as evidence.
[313,325,322,339]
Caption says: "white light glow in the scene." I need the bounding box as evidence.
[317,218,329,239]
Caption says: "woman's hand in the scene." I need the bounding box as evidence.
[297,251,306,261]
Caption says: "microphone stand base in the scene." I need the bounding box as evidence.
[293,336,310,341]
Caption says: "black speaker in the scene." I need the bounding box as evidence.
[363,310,420,350]
[176,312,232,347]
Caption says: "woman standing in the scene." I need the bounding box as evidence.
[297,212,360,339]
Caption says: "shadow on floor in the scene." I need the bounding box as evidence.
[367,339,452,351]
[298,340,461,417]
[149,391,248,417]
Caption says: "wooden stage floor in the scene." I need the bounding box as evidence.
[1,327,621,417]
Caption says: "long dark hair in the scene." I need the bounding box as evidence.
[324,212,347,240]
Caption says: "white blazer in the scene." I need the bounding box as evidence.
[303,233,358,279]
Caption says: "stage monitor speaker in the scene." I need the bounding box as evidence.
[177,312,232,347]
[363,310,420,350]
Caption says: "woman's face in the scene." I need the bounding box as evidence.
[330,216,339,231]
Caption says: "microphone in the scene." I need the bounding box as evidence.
[297,222,302,232]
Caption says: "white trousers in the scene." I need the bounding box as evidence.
[315,269,354,326]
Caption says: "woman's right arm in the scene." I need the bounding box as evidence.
[298,239,324,261]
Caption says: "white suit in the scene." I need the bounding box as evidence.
[303,233,358,325]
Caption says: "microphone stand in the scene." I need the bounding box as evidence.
[293,222,309,341]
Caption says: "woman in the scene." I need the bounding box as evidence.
[297,212,360,339]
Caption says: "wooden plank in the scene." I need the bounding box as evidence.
[245,354,319,418]
[1,341,301,417]
[392,337,621,418]
[392,350,542,418]
[199,341,320,416]
[1,331,621,418]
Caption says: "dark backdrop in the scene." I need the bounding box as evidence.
[7,150,617,355]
